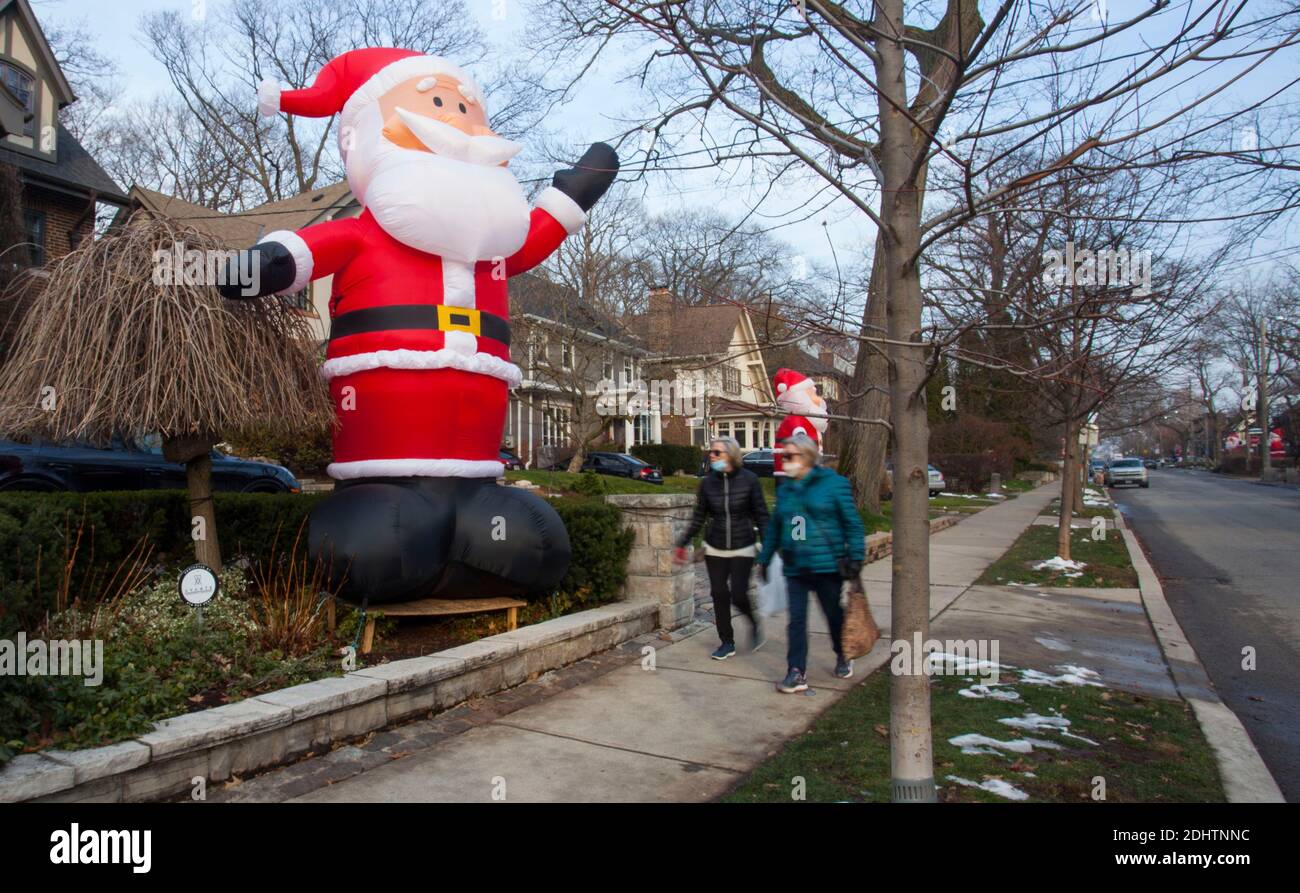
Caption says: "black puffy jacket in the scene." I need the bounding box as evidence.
[678,467,770,551]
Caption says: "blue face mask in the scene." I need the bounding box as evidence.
[711,459,729,472]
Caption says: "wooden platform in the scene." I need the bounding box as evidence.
[327,596,527,655]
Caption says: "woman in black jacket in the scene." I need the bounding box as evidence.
[674,436,771,659]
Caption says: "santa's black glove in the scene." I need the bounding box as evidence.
[552,142,619,211]
[217,242,297,299]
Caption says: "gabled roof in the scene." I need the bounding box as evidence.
[0,0,75,106]
[511,271,639,346]
[123,181,354,248]
[0,125,127,202]
[629,302,745,358]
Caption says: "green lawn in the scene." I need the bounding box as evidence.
[976,522,1137,588]
[723,668,1223,803]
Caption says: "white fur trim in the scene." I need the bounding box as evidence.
[261,229,313,294]
[321,348,523,387]
[328,457,504,480]
[339,55,486,140]
[535,186,586,235]
[792,426,808,437]
[442,259,475,308]
[257,78,282,117]
[444,329,477,356]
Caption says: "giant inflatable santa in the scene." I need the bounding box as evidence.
[772,368,829,478]
[219,48,618,604]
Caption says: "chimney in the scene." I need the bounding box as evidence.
[648,285,673,353]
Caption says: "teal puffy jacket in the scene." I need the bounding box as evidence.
[758,466,866,576]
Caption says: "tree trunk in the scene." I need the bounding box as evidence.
[1057,420,1081,562]
[164,433,222,572]
[838,250,891,514]
[877,0,935,803]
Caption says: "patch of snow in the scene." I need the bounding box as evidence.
[945,775,1029,801]
[984,493,1007,499]
[950,733,1058,755]
[958,684,1022,701]
[926,652,1010,675]
[1007,581,1040,588]
[1032,556,1087,572]
[1020,666,1103,687]
[1034,636,1071,652]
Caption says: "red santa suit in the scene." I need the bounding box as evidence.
[251,48,589,482]
[772,368,829,477]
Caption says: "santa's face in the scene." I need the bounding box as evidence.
[779,385,829,435]
[345,74,530,263]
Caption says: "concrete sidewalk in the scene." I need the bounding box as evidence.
[280,485,1060,803]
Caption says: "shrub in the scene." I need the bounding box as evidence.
[547,495,635,610]
[224,422,333,477]
[632,443,705,475]
[930,452,1014,493]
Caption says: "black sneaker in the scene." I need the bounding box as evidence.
[711,642,737,660]
[777,668,808,693]
[750,618,767,653]
[835,657,854,679]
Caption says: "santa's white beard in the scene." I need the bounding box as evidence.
[345,107,531,263]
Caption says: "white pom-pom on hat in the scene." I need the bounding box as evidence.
[257,78,282,117]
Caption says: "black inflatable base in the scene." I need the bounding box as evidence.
[307,476,571,605]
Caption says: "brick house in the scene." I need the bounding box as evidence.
[0,0,128,267]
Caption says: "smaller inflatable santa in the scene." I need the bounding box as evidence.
[772,368,829,477]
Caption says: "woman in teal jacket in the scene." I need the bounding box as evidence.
[758,433,866,693]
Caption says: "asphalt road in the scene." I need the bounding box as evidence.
[1114,469,1300,802]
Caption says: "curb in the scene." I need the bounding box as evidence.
[1112,510,1285,803]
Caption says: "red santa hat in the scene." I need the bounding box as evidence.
[773,368,816,398]
[257,47,487,141]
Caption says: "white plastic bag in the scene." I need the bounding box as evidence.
[756,552,788,616]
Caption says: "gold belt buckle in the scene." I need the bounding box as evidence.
[437,305,481,336]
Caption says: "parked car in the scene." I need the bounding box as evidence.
[741,448,775,477]
[1104,457,1149,488]
[499,448,524,471]
[883,461,946,497]
[580,451,663,484]
[927,464,945,497]
[1143,458,1158,469]
[0,435,301,493]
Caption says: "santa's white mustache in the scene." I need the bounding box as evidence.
[394,107,522,166]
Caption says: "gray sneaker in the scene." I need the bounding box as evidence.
[777,668,808,693]
[835,657,854,679]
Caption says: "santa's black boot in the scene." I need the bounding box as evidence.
[307,478,456,605]
[428,478,571,598]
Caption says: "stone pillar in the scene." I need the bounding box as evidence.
[605,493,697,630]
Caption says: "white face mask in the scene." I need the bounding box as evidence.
[783,454,807,478]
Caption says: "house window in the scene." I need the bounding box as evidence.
[23,209,44,266]
[634,413,652,446]
[283,289,311,312]
[602,356,613,381]
[623,356,634,384]
[762,423,772,448]
[1,62,35,138]
[735,423,747,449]
[717,422,730,439]
[542,405,570,447]
[561,339,573,370]
[723,366,740,395]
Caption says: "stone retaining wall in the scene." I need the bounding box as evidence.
[2,600,657,803]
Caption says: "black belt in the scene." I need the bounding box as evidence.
[329,304,510,347]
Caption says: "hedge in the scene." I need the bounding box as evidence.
[631,443,705,476]
[0,488,633,635]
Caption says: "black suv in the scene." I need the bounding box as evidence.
[580,451,663,484]
[741,448,775,477]
[0,435,301,493]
